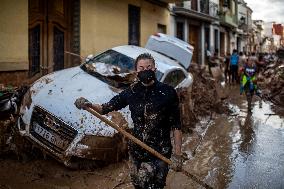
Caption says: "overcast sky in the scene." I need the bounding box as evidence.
[245,0,284,24]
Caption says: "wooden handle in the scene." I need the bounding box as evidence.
[85,107,213,189]
[85,107,171,164]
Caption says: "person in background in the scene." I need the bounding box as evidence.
[239,52,246,69]
[224,52,231,83]
[249,52,258,65]
[208,49,220,75]
[240,57,261,98]
[230,49,239,84]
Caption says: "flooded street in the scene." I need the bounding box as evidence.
[176,86,284,189]
[1,85,284,189]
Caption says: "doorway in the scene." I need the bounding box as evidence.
[28,0,80,77]
[188,25,200,63]
[220,32,225,56]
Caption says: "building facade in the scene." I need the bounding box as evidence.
[273,23,284,47]
[0,0,173,85]
[237,0,253,54]
[170,0,219,65]
[262,21,282,52]
[218,0,238,56]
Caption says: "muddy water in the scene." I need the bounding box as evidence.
[228,99,284,188]
[176,86,284,189]
[0,86,284,189]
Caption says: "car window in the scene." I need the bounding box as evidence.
[91,50,135,72]
[156,71,164,81]
[82,49,165,88]
[163,70,186,88]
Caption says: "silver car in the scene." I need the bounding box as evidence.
[17,34,194,167]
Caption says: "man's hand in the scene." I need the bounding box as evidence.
[170,154,183,172]
[91,104,103,114]
[74,97,92,110]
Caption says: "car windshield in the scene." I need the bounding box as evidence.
[81,50,164,89]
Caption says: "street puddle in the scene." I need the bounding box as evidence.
[252,101,284,129]
[181,99,284,188]
[228,100,284,189]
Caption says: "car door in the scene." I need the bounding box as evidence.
[162,69,186,88]
[162,69,192,127]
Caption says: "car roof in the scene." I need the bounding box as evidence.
[112,45,184,73]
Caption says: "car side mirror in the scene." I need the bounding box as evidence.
[85,54,95,63]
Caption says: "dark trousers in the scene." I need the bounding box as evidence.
[230,65,238,83]
[224,68,231,83]
[129,155,169,189]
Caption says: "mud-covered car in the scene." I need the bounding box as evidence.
[17,34,194,167]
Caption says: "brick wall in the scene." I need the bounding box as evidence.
[0,71,30,87]
[273,24,283,36]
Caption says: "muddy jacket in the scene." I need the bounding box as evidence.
[101,80,181,161]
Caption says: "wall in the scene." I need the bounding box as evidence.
[0,0,28,72]
[238,3,247,24]
[80,0,170,57]
[273,24,283,36]
[264,22,273,37]
[273,35,281,49]
[247,8,252,30]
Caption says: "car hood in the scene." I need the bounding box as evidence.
[21,66,132,137]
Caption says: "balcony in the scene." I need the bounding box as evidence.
[218,4,238,28]
[173,0,219,22]
[220,13,237,28]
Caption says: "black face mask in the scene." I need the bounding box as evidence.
[137,70,156,86]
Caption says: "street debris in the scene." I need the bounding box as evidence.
[183,63,230,130]
[0,84,29,157]
[258,59,284,107]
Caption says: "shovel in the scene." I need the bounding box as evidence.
[80,106,213,189]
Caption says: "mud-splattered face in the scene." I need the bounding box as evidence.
[136,59,156,73]
[136,59,157,86]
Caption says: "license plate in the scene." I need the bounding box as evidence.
[33,123,69,150]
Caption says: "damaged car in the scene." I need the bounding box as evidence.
[17,33,194,167]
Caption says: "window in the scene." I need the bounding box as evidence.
[163,70,186,88]
[53,27,65,71]
[214,29,219,51]
[91,50,135,72]
[29,24,41,76]
[157,24,167,34]
[176,22,184,40]
[223,0,231,9]
[128,5,140,46]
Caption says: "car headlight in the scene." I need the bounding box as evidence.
[19,89,32,115]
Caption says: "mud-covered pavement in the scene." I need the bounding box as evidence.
[1,85,284,189]
[177,85,284,189]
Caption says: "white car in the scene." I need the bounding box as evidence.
[17,34,194,167]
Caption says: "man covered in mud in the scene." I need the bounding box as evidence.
[75,53,183,189]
